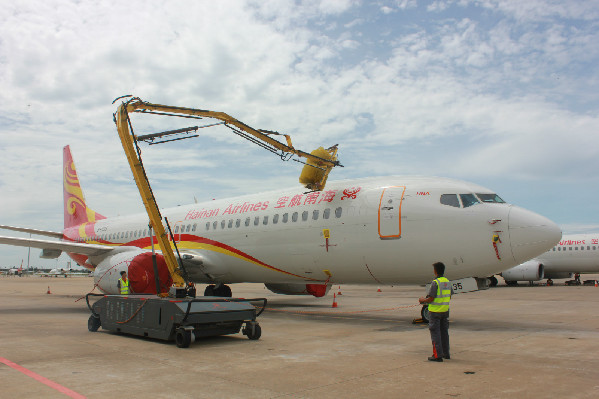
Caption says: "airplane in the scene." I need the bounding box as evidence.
[496,233,599,286]
[35,267,88,278]
[5,261,23,276]
[0,145,561,297]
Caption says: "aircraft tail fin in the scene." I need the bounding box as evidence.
[63,145,106,228]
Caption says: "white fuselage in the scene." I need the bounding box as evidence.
[538,234,599,274]
[63,176,561,288]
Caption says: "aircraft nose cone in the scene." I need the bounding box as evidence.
[508,206,562,263]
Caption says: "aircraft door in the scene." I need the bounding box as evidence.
[378,186,405,239]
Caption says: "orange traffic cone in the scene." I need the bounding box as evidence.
[332,293,338,308]
[337,285,342,295]
[595,280,598,287]
[377,287,382,292]
[46,286,52,294]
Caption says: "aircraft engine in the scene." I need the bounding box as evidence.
[500,261,544,282]
[264,283,331,297]
[93,250,173,294]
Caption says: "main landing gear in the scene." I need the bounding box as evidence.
[204,284,232,297]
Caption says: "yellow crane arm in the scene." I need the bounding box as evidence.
[114,96,342,294]
[124,98,341,191]
[114,104,186,288]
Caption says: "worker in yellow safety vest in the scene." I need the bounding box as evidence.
[419,262,453,362]
[118,271,130,295]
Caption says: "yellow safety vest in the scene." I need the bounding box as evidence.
[119,278,130,295]
[428,277,451,313]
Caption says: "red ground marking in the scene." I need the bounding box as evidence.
[0,357,86,399]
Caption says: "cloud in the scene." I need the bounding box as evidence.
[1,0,598,268]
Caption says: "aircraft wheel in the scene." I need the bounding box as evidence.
[420,305,430,324]
[243,322,261,340]
[488,276,498,287]
[88,315,101,332]
[175,328,192,348]
[204,285,216,296]
[217,284,232,297]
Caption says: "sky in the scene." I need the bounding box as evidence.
[1,0,598,269]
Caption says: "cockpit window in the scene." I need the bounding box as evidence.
[460,193,480,208]
[440,194,460,208]
[476,193,506,203]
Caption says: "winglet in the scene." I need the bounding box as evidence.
[63,146,106,228]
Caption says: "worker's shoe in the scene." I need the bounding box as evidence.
[443,355,450,360]
[428,356,443,362]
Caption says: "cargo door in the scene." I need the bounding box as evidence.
[378,186,405,239]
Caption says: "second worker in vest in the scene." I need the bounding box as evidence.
[418,262,453,362]
[118,271,130,295]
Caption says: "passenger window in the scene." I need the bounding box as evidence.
[254,217,260,226]
[323,208,330,219]
[206,222,210,230]
[236,219,241,228]
[221,220,226,229]
[335,207,342,218]
[174,226,179,233]
[282,213,289,223]
[245,217,251,227]
[273,214,279,224]
[263,216,269,225]
[460,194,480,208]
[313,210,319,220]
[134,231,138,238]
[292,212,298,222]
[186,225,191,232]
[228,220,233,228]
[558,247,561,251]
[192,224,197,232]
[302,211,308,221]
[440,194,460,208]
[213,221,217,230]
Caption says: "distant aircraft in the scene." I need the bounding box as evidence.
[6,261,23,276]
[0,146,561,296]
[497,233,599,285]
[36,268,85,278]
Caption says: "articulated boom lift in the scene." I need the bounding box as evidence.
[86,96,342,347]
[113,95,342,295]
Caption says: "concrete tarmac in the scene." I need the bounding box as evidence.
[0,276,598,399]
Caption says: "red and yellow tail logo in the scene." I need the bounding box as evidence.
[63,146,106,228]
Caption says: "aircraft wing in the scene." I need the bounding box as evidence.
[0,224,63,239]
[0,235,113,257]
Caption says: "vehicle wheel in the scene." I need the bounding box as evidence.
[88,315,101,332]
[506,280,518,286]
[243,323,262,340]
[420,305,429,324]
[204,285,216,296]
[175,328,192,348]
[488,276,498,287]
